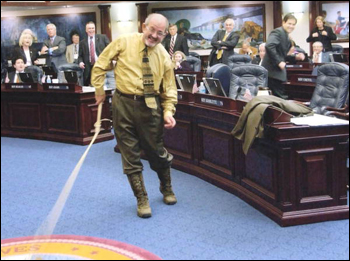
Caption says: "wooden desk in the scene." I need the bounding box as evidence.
[1,83,114,145]
[163,91,349,226]
[284,74,317,101]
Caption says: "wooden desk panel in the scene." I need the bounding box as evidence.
[163,93,349,226]
[1,85,114,145]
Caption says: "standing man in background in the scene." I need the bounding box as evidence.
[79,21,110,86]
[66,33,80,64]
[163,24,189,57]
[91,13,178,219]
[41,23,67,72]
[209,18,239,66]
[262,14,305,99]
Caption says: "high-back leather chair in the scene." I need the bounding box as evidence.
[188,52,200,59]
[310,62,349,114]
[227,54,252,69]
[186,56,201,72]
[206,63,231,96]
[58,63,84,86]
[229,64,268,100]
[332,44,344,54]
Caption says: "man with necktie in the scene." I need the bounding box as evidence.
[5,57,26,83]
[163,24,189,57]
[91,13,178,218]
[41,23,67,72]
[209,18,239,66]
[66,33,80,64]
[79,21,110,86]
[312,41,331,63]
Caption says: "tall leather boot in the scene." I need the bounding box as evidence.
[127,173,152,218]
[157,168,177,205]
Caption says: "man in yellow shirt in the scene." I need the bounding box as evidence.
[91,13,178,218]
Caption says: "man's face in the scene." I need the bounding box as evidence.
[86,23,95,38]
[14,59,25,72]
[225,20,234,33]
[169,26,177,36]
[72,35,80,44]
[46,26,56,38]
[259,46,266,59]
[241,43,249,53]
[313,44,323,54]
[142,19,167,47]
[282,19,296,34]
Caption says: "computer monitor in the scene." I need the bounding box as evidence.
[175,74,197,93]
[19,73,35,83]
[331,53,348,63]
[64,71,78,84]
[202,78,227,97]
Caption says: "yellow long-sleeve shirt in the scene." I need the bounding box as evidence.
[91,33,177,118]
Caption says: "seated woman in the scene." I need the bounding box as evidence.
[172,51,192,71]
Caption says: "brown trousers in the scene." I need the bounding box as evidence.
[112,91,173,175]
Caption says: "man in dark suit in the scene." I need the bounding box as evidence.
[311,41,331,63]
[261,14,305,99]
[79,21,110,86]
[6,57,26,83]
[41,23,67,72]
[209,18,239,66]
[162,24,189,57]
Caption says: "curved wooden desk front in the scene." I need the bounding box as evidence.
[163,92,349,227]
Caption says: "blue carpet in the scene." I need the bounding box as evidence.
[1,137,349,260]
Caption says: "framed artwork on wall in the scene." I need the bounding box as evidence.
[320,1,349,42]
[153,4,265,50]
[1,12,96,46]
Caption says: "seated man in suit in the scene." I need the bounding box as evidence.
[239,40,258,60]
[163,24,189,57]
[252,43,266,65]
[5,57,26,83]
[79,21,110,86]
[311,41,331,63]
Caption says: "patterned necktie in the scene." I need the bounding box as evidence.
[142,47,157,109]
[16,73,20,83]
[74,44,77,54]
[50,38,54,46]
[90,37,95,64]
[217,33,229,60]
[169,36,175,58]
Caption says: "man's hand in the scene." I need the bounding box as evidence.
[79,62,85,69]
[95,94,106,105]
[278,61,286,70]
[164,115,176,129]
[41,46,48,54]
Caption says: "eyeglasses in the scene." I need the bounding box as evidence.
[145,25,167,37]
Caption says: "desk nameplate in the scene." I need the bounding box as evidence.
[194,93,236,111]
[43,83,82,92]
[5,83,40,91]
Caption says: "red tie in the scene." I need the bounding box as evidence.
[90,37,95,64]
[169,36,175,58]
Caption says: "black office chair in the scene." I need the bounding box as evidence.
[309,63,349,114]
[332,44,344,54]
[186,56,201,72]
[58,63,83,86]
[227,54,252,69]
[206,63,231,96]
[229,64,268,100]
[188,52,200,59]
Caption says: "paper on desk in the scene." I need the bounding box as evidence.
[291,114,349,126]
